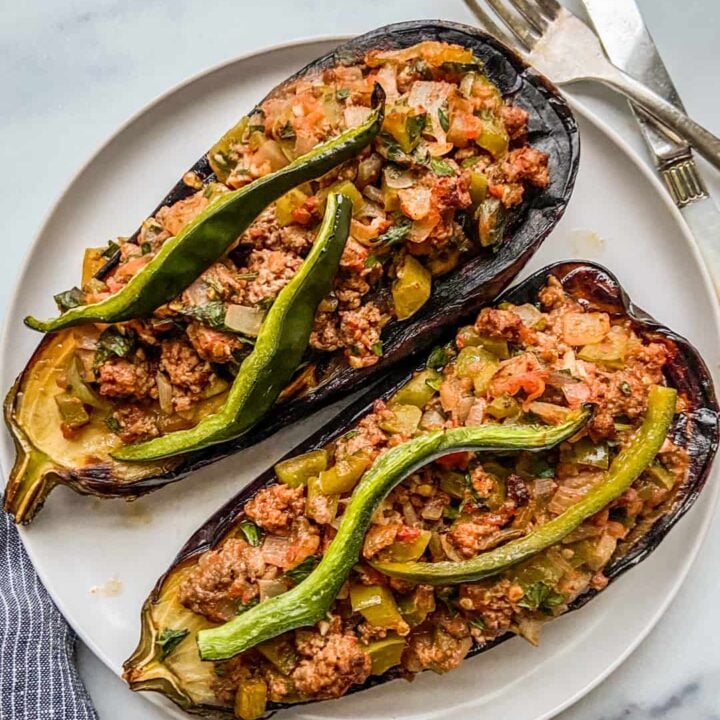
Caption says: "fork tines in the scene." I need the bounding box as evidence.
[464,0,562,50]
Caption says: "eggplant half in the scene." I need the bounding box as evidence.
[123,261,718,718]
[4,20,579,523]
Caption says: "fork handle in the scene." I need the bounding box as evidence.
[597,66,720,172]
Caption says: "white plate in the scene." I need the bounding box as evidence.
[2,37,719,720]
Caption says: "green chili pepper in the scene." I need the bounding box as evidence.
[24,88,385,334]
[373,385,676,585]
[112,192,352,461]
[195,405,591,660]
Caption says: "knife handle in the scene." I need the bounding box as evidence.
[681,197,720,299]
[598,66,720,172]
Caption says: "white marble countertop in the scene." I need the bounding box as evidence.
[3,1,720,718]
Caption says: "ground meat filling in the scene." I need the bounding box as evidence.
[172,275,688,709]
[292,632,371,698]
[65,40,552,446]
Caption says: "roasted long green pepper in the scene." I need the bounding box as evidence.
[113,191,352,461]
[25,86,385,333]
[373,384,677,584]
[196,406,592,660]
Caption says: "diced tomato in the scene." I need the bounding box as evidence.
[397,526,422,543]
[490,353,548,406]
[435,451,473,470]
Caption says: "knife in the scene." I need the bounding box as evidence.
[582,0,720,296]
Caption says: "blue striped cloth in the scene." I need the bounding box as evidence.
[1,509,98,719]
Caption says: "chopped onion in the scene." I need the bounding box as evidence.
[401,500,419,526]
[344,105,372,128]
[356,199,386,221]
[440,534,463,562]
[398,186,432,220]
[533,477,556,498]
[465,398,486,427]
[255,139,289,172]
[156,372,174,415]
[258,578,289,601]
[562,381,592,408]
[362,185,384,205]
[587,532,618,571]
[517,617,544,646]
[72,329,100,350]
[357,154,383,189]
[420,408,445,430]
[261,535,292,568]
[375,65,399,100]
[225,304,265,336]
[383,165,414,189]
[513,303,544,328]
[526,401,570,425]
[407,81,453,144]
[184,277,210,306]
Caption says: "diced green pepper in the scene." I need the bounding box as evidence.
[561,438,610,469]
[390,369,441,408]
[645,461,675,490]
[318,452,372,495]
[209,116,249,183]
[54,392,90,429]
[366,635,406,675]
[486,394,520,420]
[578,328,627,370]
[476,119,509,158]
[392,255,432,321]
[275,449,328,487]
[439,471,466,499]
[455,327,509,358]
[275,188,308,227]
[256,636,298,675]
[350,584,405,629]
[379,404,422,436]
[234,678,267,720]
[477,197,506,247]
[469,170,488,208]
[398,587,436,627]
[387,530,431,562]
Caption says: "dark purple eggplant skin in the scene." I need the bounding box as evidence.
[133,261,718,716]
[42,20,580,499]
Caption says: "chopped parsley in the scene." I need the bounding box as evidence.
[286,556,320,583]
[371,341,384,357]
[335,88,350,100]
[239,520,264,547]
[518,582,566,612]
[428,157,456,177]
[53,287,85,313]
[141,242,152,255]
[374,216,412,247]
[619,381,632,396]
[470,617,487,631]
[425,375,442,392]
[102,240,120,258]
[277,121,296,140]
[426,345,452,370]
[105,415,121,433]
[156,628,189,660]
[438,105,450,132]
[406,112,427,148]
[175,301,227,330]
[94,327,135,365]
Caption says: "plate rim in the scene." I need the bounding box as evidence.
[2,31,719,720]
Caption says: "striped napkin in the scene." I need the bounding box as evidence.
[1,509,98,720]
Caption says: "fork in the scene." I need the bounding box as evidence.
[463,0,720,171]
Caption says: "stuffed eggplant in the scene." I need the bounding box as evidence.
[123,261,718,719]
[4,21,580,523]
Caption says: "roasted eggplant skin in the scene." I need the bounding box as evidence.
[123,261,719,717]
[4,20,580,523]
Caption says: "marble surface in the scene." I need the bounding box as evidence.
[2,0,720,718]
